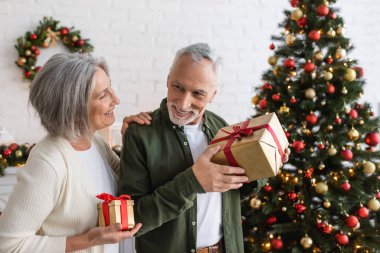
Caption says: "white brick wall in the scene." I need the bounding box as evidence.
[0,0,379,143]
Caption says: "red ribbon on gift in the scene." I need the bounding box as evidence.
[96,193,131,230]
[210,120,285,167]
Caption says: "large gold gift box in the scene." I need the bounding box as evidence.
[97,194,135,231]
[209,112,288,181]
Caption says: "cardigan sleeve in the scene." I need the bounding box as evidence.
[0,156,67,253]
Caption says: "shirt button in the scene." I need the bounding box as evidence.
[192,221,196,225]
[184,142,188,146]
[191,249,195,253]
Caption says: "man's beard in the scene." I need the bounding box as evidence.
[167,101,200,126]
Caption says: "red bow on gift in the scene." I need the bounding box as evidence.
[210,120,284,167]
[96,193,131,230]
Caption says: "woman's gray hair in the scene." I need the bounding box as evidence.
[170,43,222,78]
[29,53,109,141]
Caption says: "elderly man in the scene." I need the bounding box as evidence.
[120,43,287,253]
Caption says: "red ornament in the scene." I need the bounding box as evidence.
[375,192,380,199]
[264,185,273,192]
[284,58,295,68]
[60,27,70,36]
[326,56,333,64]
[261,83,272,91]
[335,233,349,245]
[258,98,267,109]
[304,167,314,178]
[304,62,315,72]
[288,191,297,201]
[297,17,307,28]
[34,48,40,56]
[316,5,329,16]
[323,225,333,234]
[266,215,277,225]
[3,148,11,157]
[353,66,364,78]
[269,43,275,50]
[290,0,299,7]
[340,181,351,191]
[293,140,305,153]
[271,238,283,250]
[75,39,85,47]
[349,109,358,119]
[345,215,359,228]
[30,45,36,51]
[285,131,291,138]
[355,103,364,110]
[327,83,335,94]
[9,143,19,151]
[29,33,37,40]
[340,149,353,160]
[357,207,369,218]
[365,132,380,146]
[35,66,42,72]
[294,203,306,213]
[290,97,297,104]
[329,12,337,19]
[24,71,31,78]
[335,116,342,125]
[272,93,281,102]
[306,113,318,125]
[317,143,325,149]
[308,30,321,41]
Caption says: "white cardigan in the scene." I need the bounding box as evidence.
[0,133,120,253]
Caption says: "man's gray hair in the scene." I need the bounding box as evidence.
[170,43,222,77]
[29,53,109,141]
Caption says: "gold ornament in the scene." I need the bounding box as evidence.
[326,125,333,131]
[291,9,303,20]
[318,163,326,170]
[246,235,255,244]
[348,128,360,141]
[250,198,262,209]
[292,177,299,184]
[15,150,23,158]
[262,241,272,252]
[324,71,333,81]
[286,34,296,45]
[344,68,357,82]
[302,125,312,135]
[280,104,290,114]
[359,120,364,125]
[300,236,313,249]
[72,35,79,42]
[328,146,337,156]
[251,95,260,105]
[341,87,348,94]
[314,52,324,61]
[323,200,331,208]
[368,198,380,211]
[282,206,287,212]
[305,88,316,99]
[363,161,376,175]
[17,57,27,66]
[315,182,328,195]
[289,71,297,77]
[337,26,346,35]
[268,56,277,66]
[348,168,355,177]
[327,29,336,37]
[25,50,32,56]
[335,48,347,59]
[273,66,279,76]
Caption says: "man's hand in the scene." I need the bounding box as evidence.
[192,146,248,192]
[282,147,291,164]
[121,112,152,136]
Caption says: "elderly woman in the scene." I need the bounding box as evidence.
[0,53,143,253]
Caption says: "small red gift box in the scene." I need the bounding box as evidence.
[96,193,135,231]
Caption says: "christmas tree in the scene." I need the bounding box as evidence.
[242,0,380,252]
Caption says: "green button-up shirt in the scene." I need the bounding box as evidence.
[120,99,266,253]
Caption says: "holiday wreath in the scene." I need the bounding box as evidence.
[15,17,94,81]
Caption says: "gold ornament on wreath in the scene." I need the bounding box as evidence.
[15,17,94,81]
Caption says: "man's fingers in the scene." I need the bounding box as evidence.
[120,223,142,239]
[203,146,221,159]
[219,165,245,175]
